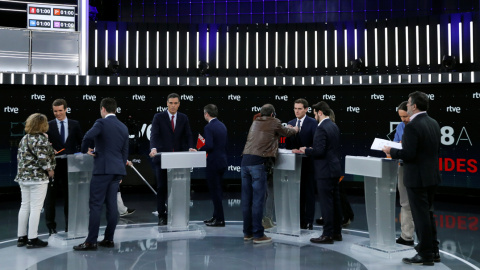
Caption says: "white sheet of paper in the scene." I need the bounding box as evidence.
[370,138,402,151]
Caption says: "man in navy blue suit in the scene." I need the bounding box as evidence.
[149,93,195,225]
[74,98,129,251]
[199,104,228,227]
[285,98,317,230]
[295,101,342,244]
[45,99,83,235]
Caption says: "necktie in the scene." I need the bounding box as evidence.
[296,119,301,129]
[171,115,175,132]
[60,120,65,144]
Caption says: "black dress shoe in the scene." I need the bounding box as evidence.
[98,239,114,248]
[333,234,343,241]
[310,235,334,244]
[204,217,215,224]
[434,252,441,262]
[402,254,434,266]
[206,219,225,227]
[48,228,57,236]
[27,238,48,249]
[158,216,167,226]
[300,222,313,230]
[17,236,27,247]
[396,236,414,246]
[73,242,98,251]
[315,218,324,225]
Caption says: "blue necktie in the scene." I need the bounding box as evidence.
[296,119,301,129]
[60,120,65,144]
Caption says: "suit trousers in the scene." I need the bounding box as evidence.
[154,166,168,217]
[206,166,226,221]
[316,177,342,237]
[44,158,69,231]
[406,185,439,257]
[86,174,120,243]
[398,165,415,241]
[300,159,315,224]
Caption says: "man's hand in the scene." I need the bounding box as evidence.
[292,146,306,154]
[189,148,197,152]
[87,148,96,157]
[292,126,299,133]
[149,148,157,157]
[126,160,133,166]
[382,146,392,155]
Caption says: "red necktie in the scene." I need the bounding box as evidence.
[171,115,175,132]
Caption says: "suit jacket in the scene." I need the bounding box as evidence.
[199,118,228,170]
[285,116,317,149]
[390,113,441,188]
[81,115,129,176]
[305,118,342,179]
[47,118,83,154]
[150,111,194,163]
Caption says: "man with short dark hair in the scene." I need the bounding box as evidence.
[149,93,195,225]
[45,99,83,235]
[383,91,441,265]
[295,101,342,244]
[199,104,228,227]
[74,98,129,251]
[241,104,298,244]
[285,98,317,230]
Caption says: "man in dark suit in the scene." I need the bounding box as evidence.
[45,99,83,235]
[295,101,342,244]
[383,91,441,265]
[149,93,195,225]
[285,98,317,230]
[73,98,129,251]
[199,104,228,227]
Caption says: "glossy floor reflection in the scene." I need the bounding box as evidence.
[0,191,479,270]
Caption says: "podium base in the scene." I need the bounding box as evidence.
[156,224,206,241]
[351,240,415,259]
[47,232,87,247]
[266,227,320,243]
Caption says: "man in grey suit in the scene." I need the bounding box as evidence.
[74,98,129,251]
[383,91,441,265]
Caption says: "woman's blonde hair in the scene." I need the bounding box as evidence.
[24,113,49,134]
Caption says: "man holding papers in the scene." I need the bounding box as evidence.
[383,91,441,266]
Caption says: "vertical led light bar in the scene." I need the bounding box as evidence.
[126,31,129,68]
[197,31,200,68]
[266,32,269,69]
[275,32,278,68]
[344,29,347,67]
[354,28,358,59]
[364,29,368,67]
[177,31,180,68]
[136,31,139,69]
[374,27,378,67]
[79,0,88,75]
[305,31,308,68]
[295,31,298,69]
[216,31,219,70]
[324,30,328,68]
[334,30,337,68]
[146,31,149,69]
[437,24,441,64]
[459,22,463,64]
[105,30,108,68]
[448,22,451,55]
[256,31,259,69]
[186,32,190,69]
[385,27,388,66]
[246,31,249,69]
[416,25,419,65]
[207,31,210,66]
[405,26,409,66]
[156,31,159,69]
[395,27,398,66]
[285,32,288,68]
[315,31,318,68]
[426,25,430,65]
[166,31,169,69]
[236,32,239,70]
[94,29,98,68]
[226,31,229,68]
[470,21,474,63]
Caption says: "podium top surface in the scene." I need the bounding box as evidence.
[274,149,303,170]
[345,155,397,178]
[157,151,207,169]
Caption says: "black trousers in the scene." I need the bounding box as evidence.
[206,166,226,221]
[43,158,68,231]
[316,177,342,237]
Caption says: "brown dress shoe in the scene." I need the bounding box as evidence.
[310,235,334,244]
[98,239,114,248]
[73,242,98,251]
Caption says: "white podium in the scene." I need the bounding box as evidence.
[267,150,319,242]
[50,154,93,246]
[159,151,206,233]
[345,155,413,257]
